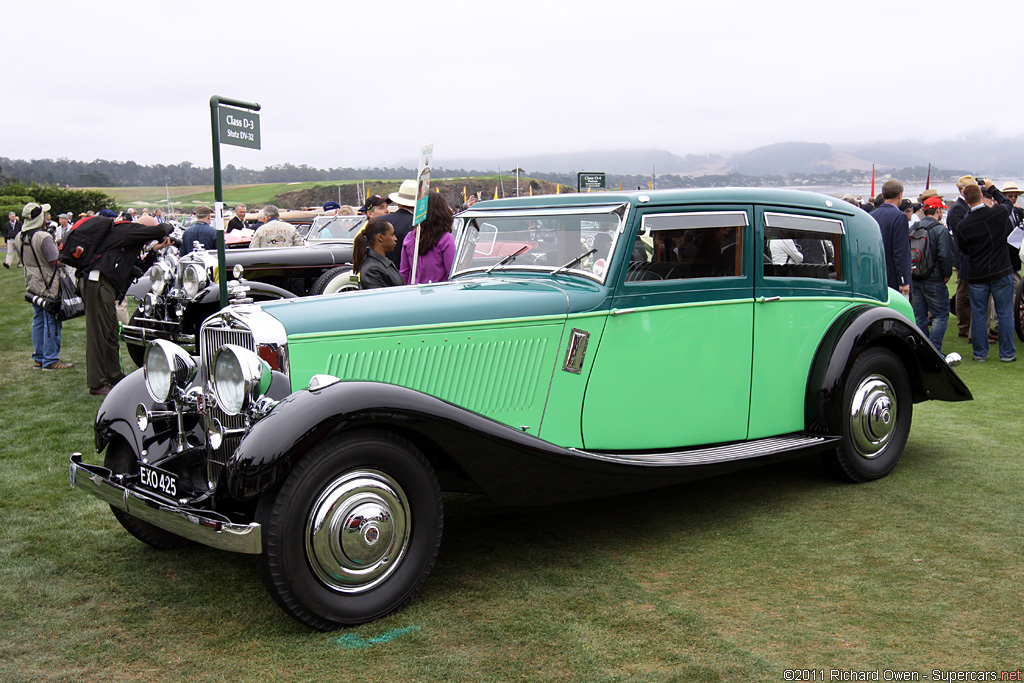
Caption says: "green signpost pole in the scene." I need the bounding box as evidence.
[210,96,261,307]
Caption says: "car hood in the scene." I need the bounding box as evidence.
[256,276,605,337]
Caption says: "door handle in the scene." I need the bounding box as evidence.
[756,296,781,303]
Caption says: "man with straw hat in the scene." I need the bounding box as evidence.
[16,202,73,370]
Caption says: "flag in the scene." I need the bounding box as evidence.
[556,184,560,194]
[494,186,498,200]
[462,186,467,202]
[529,185,533,196]
[871,164,875,198]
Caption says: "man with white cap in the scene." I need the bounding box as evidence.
[16,202,74,370]
[386,179,417,270]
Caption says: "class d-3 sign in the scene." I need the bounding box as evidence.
[218,106,261,150]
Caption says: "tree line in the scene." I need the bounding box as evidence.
[1,156,967,193]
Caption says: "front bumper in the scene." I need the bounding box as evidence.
[121,319,196,349]
[69,453,261,554]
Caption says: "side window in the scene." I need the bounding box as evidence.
[627,211,747,282]
[763,212,844,281]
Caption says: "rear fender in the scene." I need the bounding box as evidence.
[805,305,972,433]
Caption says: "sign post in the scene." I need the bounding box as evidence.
[577,172,606,193]
[410,143,433,285]
[210,96,261,307]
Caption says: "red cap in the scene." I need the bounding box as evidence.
[923,196,947,209]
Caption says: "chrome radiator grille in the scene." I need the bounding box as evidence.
[200,322,255,486]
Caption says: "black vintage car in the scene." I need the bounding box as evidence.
[122,216,362,365]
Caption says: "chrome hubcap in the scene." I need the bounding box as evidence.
[306,470,410,593]
[848,374,897,458]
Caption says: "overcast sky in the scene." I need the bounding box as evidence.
[5,0,1021,172]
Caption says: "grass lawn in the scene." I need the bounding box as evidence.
[1,263,1021,682]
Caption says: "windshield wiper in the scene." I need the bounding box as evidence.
[486,245,530,274]
[552,248,597,276]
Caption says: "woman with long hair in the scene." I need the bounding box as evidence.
[352,218,403,289]
[399,193,456,284]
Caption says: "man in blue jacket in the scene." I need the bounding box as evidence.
[871,179,912,297]
[910,197,954,353]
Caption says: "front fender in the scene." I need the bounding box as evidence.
[196,280,297,305]
[806,305,972,434]
[94,369,201,461]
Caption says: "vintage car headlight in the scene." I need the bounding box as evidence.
[146,264,167,295]
[182,263,208,298]
[212,344,271,415]
[144,339,197,402]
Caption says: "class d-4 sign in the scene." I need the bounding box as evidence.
[218,106,261,150]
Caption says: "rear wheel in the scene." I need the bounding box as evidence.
[256,429,443,631]
[311,267,358,295]
[824,348,912,483]
[104,440,194,549]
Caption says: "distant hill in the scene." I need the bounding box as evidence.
[726,142,874,176]
[435,149,727,176]
[839,136,1024,176]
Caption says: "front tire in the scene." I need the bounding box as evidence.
[104,440,194,549]
[256,429,443,631]
[824,347,912,483]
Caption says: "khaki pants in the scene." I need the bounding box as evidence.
[84,274,125,390]
[5,239,19,267]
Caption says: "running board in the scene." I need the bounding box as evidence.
[570,434,839,467]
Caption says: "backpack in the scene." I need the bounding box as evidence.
[909,224,935,279]
[58,216,113,271]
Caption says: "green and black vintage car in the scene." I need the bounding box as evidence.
[69,189,971,630]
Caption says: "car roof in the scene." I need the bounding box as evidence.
[470,187,857,215]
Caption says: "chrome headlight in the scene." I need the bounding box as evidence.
[144,339,197,402]
[146,264,167,295]
[212,344,271,415]
[182,263,208,298]
[143,292,158,316]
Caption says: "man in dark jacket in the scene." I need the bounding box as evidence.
[83,215,173,395]
[910,197,955,353]
[946,175,975,337]
[226,204,247,233]
[5,210,23,268]
[180,205,217,255]
[953,181,1016,362]
[871,179,912,297]
[385,179,417,270]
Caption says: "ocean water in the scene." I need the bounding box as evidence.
[781,179,1021,202]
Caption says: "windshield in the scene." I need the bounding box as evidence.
[307,215,364,240]
[452,206,626,283]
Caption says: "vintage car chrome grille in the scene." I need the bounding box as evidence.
[200,322,256,486]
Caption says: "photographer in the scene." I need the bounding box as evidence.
[16,202,73,370]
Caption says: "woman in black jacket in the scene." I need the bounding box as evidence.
[352,218,403,289]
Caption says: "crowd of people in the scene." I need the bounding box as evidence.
[6,174,1017,397]
[859,177,1021,363]
[6,202,173,390]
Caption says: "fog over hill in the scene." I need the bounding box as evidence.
[4,136,1024,189]
[437,137,1024,178]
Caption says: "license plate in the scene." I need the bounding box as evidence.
[138,464,179,499]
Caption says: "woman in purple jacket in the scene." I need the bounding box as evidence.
[400,193,456,284]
